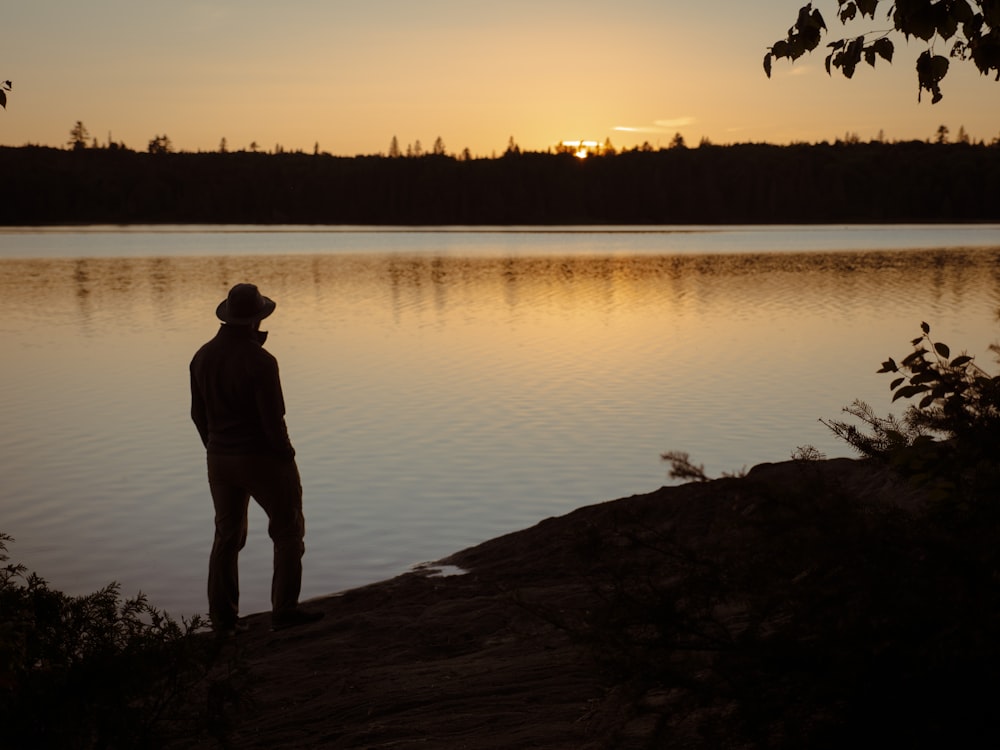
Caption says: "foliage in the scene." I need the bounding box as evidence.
[823,321,1000,502]
[766,1,1000,102]
[0,533,248,749]
[0,80,11,110]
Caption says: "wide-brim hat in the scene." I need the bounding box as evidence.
[216,283,276,325]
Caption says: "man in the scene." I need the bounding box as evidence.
[190,282,324,635]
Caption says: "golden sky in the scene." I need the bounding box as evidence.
[3,0,998,155]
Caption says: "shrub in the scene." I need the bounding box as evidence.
[823,321,1000,501]
[0,533,245,749]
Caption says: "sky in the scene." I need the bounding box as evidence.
[2,1,999,156]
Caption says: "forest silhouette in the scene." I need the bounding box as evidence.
[1,139,997,225]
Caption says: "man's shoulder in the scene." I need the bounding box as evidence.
[255,345,280,370]
[190,334,222,363]
[190,334,278,369]
[190,339,212,367]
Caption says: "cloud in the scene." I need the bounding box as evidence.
[613,125,666,133]
[614,116,697,134]
[654,117,696,128]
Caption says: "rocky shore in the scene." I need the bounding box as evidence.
[177,456,953,749]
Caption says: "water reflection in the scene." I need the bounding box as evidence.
[6,249,1000,332]
[2,245,1000,618]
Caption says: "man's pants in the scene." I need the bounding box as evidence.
[206,454,305,626]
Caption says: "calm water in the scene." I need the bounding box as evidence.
[2,225,999,619]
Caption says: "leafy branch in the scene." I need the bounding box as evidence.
[879,321,1000,442]
[824,321,1000,502]
[765,1,1000,103]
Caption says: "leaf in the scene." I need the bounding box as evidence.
[857,0,878,17]
[953,0,975,24]
[934,342,951,358]
[843,36,865,78]
[921,321,930,334]
[0,90,5,110]
[916,51,949,103]
[892,384,916,402]
[878,357,899,373]
[764,53,773,77]
[811,7,827,32]
[890,377,906,390]
[938,14,959,41]
[906,8,938,41]
[793,5,827,53]
[919,394,936,409]
[872,37,894,63]
[950,355,973,368]
[797,4,827,34]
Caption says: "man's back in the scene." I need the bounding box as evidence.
[190,324,294,459]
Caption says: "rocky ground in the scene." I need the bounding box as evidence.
[174,457,931,749]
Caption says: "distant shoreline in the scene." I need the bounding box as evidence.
[3,141,998,226]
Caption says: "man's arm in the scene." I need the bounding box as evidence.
[255,355,296,460]
[190,364,210,448]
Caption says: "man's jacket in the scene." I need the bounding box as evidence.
[190,324,296,460]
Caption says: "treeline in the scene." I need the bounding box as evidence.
[1,140,998,225]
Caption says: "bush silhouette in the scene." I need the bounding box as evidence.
[0,533,248,749]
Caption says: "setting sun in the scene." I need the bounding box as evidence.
[560,140,603,159]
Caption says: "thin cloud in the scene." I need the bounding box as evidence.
[654,117,696,128]
[613,125,667,133]
[614,116,697,134]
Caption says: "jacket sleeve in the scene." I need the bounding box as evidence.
[190,361,209,449]
[255,354,296,460]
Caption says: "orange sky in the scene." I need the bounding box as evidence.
[3,1,998,155]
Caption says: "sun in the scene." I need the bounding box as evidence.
[560,140,602,159]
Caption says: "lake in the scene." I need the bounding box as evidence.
[2,224,999,619]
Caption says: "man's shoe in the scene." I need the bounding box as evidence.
[271,608,325,631]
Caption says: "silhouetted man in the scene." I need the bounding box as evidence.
[190,283,324,635]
